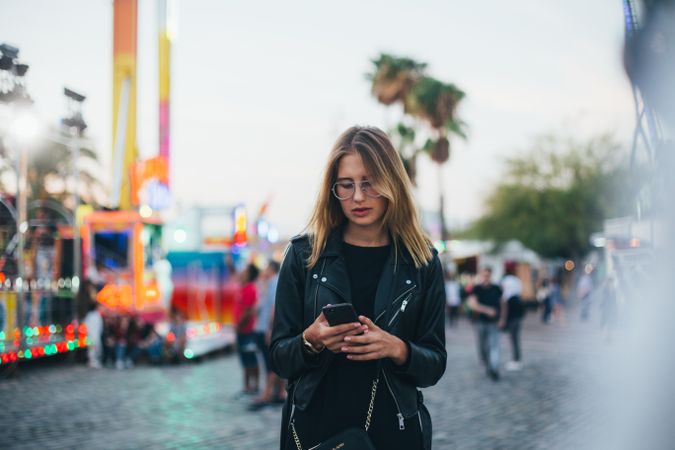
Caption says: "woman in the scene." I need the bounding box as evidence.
[270,126,446,450]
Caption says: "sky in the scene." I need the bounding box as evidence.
[1,0,635,238]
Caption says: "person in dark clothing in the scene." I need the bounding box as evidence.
[467,267,504,381]
[270,126,446,450]
[127,317,163,365]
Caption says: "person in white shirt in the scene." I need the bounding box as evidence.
[444,271,461,327]
[83,302,104,368]
[498,261,524,371]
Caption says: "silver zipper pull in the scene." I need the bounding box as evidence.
[397,413,405,430]
[400,298,409,312]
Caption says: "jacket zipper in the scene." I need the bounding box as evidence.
[375,284,417,325]
[387,290,417,327]
[381,368,405,430]
[312,260,327,318]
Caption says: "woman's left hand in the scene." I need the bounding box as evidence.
[341,316,409,365]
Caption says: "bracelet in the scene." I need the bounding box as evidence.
[302,332,323,354]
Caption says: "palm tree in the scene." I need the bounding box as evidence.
[405,76,466,161]
[369,54,467,241]
[367,54,426,106]
[407,76,466,241]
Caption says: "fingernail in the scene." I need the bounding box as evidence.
[344,337,351,341]
[341,347,347,352]
[346,355,352,359]
[354,323,361,327]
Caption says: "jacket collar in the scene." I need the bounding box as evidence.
[317,226,417,321]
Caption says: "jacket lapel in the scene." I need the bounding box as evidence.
[373,244,417,323]
[319,229,417,323]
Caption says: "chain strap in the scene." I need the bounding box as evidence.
[291,419,303,450]
[364,377,379,431]
[290,374,381,450]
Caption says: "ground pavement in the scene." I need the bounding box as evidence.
[0,310,609,449]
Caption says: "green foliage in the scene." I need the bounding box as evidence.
[368,53,466,143]
[469,134,639,258]
[368,54,427,106]
[404,76,465,129]
[369,52,467,239]
[368,54,427,81]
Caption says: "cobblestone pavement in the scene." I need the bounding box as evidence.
[0,311,609,450]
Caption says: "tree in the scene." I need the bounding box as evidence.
[466,134,640,259]
[368,54,426,106]
[368,53,466,240]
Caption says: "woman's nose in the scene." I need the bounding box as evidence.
[352,185,366,202]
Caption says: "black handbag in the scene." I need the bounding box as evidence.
[289,375,379,450]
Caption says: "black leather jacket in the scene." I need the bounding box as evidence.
[270,229,447,423]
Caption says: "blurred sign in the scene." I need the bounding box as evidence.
[97,283,132,310]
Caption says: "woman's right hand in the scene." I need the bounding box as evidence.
[304,312,367,353]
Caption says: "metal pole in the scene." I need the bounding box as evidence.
[16,143,28,349]
[71,131,81,286]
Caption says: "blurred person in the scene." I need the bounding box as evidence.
[124,316,140,368]
[164,308,187,363]
[550,271,565,323]
[101,313,118,368]
[538,278,552,324]
[577,266,594,321]
[235,263,261,394]
[153,249,173,310]
[270,127,445,450]
[76,279,99,323]
[445,271,461,327]
[83,302,104,368]
[115,314,131,370]
[468,267,503,381]
[249,260,286,410]
[498,261,524,371]
[128,317,163,364]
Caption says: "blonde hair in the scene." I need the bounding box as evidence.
[306,126,432,268]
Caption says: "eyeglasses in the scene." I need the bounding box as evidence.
[331,180,382,201]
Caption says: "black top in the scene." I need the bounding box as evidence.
[473,283,503,322]
[288,242,423,450]
[343,241,389,319]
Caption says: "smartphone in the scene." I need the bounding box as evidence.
[322,303,359,327]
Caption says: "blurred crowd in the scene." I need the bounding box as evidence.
[80,281,188,370]
[447,261,620,381]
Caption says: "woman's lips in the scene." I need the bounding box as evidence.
[351,208,371,217]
